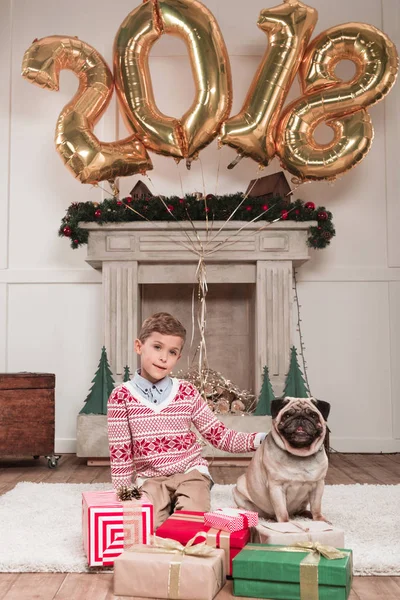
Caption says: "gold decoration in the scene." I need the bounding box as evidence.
[114,0,232,160]
[276,22,399,181]
[220,0,317,167]
[21,36,152,184]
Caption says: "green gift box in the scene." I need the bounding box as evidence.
[232,543,353,600]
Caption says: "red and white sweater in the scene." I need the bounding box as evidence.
[107,378,261,490]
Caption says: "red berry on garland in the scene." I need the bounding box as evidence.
[281,210,289,220]
[305,202,315,210]
[73,239,79,244]
[94,209,102,218]
[117,200,123,206]
[295,209,300,216]
[167,205,174,212]
[63,226,72,237]
[246,205,252,211]
[262,204,269,211]
[179,198,185,204]
[205,207,210,213]
[317,211,328,221]
[126,196,132,203]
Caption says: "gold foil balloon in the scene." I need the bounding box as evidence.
[114,0,232,161]
[276,23,399,181]
[21,36,152,184]
[220,0,318,167]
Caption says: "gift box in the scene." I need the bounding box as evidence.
[82,490,153,566]
[232,542,353,600]
[156,510,250,575]
[114,536,226,599]
[252,520,345,548]
[204,508,258,532]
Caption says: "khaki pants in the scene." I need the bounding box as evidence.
[141,469,212,530]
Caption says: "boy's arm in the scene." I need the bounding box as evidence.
[190,386,266,452]
[107,386,135,490]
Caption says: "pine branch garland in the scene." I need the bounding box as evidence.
[59,194,335,251]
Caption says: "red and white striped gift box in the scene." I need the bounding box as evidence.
[204,508,258,532]
[82,490,153,567]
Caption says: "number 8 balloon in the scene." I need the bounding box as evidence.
[275,22,399,181]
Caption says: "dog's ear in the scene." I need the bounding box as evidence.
[311,398,331,421]
[271,398,289,419]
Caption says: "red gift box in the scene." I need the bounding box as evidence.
[82,490,153,567]
[156,510,250,575]
[204,508,258,532]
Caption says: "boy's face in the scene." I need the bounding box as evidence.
[134,332,183,383]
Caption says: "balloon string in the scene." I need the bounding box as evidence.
[145,174,200,255]
[204,163,262,249]
[198,157,210,243]
[204,207,298,257]
[121,202,197,255]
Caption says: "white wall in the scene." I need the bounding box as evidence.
[0,0,399,453]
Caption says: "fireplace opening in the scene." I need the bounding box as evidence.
[140,282,256,394]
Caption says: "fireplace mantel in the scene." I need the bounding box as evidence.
[81,220,316,395]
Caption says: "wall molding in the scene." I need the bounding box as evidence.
[57,436,400,455]
[1,266,400,284]
[330,436,400,453]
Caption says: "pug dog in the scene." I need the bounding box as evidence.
[233,397,330,522]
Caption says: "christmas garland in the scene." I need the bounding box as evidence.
[59,193,335,250]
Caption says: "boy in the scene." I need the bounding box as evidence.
[107,312,266,528]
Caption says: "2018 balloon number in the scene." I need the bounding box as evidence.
[22,0,398,185]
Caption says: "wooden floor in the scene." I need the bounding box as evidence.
[0,453,399,600]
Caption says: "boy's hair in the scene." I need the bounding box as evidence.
[139,312,186,345]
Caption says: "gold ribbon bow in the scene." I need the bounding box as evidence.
[128,534,220,599]
[244,542,348,600]
[168,512,231,573]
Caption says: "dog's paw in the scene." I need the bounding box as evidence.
[312,514,332,524]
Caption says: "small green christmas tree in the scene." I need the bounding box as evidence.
[254,366,275,415]
[79,347,115,415]
[283,346,309,398]
[123,366,131,382]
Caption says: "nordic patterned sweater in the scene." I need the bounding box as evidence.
[107,378,261,490]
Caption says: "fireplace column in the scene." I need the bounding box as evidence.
[256,260,293,395]
[103,261,140,378]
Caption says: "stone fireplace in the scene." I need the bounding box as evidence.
[82,220,315,397]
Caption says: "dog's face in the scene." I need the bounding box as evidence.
[270,397,330,457]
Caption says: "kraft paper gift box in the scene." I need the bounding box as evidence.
[204,508,258,533]
[113,536,226,599]
[252,520,345,548]
[156,510,250,575]
[82,490,153,567]
[232,542,353,600]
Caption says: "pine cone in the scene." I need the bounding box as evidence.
[130,485,143,500]
[117,486,131,501]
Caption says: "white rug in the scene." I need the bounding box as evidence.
[0,482,399,575]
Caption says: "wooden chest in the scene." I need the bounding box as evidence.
[0,373,55,457]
